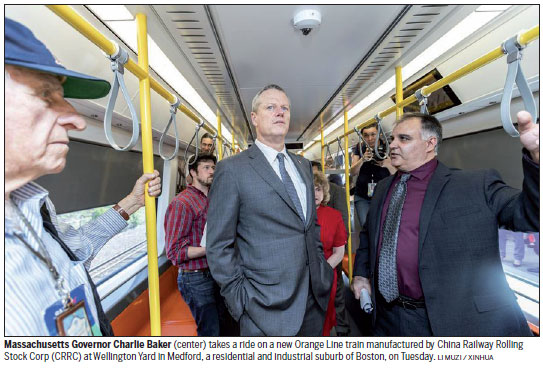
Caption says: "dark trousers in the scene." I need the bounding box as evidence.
[296,288,326,336]
[374,293,433,336]
[177,270,237,336]
[334,265,350,334]
[239,287,325,336]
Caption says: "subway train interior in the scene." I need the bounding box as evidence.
[4,4,540,336]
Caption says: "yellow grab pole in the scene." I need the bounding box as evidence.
[343,103,353,283]
[320,114,325,174]
[217,111,223,160]
[395,66,403,120]
[47,5,214,135]
[518,25,539,46]
[322,25,540,144]
[136,13,161,336]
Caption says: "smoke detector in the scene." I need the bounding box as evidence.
[293,9,321,36]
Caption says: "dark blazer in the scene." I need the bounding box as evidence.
[354,155,538,336]
[328,182,349,235]
[206,144,334,336]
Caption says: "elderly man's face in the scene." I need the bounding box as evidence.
[5,66,86,181]
[251,89,290,141]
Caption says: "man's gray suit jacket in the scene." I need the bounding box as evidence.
[206,144,334,336]
[354,155,538,336]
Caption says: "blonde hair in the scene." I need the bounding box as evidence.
[313,170,330,206]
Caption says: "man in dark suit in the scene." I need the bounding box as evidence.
[351,111,538,336]
[206,85,333,336]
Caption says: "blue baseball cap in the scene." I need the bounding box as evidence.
[5,17,111,99]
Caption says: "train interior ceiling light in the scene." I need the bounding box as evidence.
[87,5,233,143]
[309,5,512,147]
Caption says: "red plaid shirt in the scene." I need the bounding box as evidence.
[164,185,208,270]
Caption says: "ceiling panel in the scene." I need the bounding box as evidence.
[211,5,405,142]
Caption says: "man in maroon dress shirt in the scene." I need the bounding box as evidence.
[351,112,539,336]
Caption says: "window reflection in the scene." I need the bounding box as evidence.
[57,205,147,285]
[499,229,539,327]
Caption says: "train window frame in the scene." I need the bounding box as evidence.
[53,154,174,309]
[498,229,539,327]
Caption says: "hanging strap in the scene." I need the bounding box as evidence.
[336,137,345,167]
[104,43,140,151]
[415,87,430,115]
[183,119,205,166]
[324,142,333,165]
[158,97,181,161]
[353,126,366,157]
[501,35,538,137]
[373,114,390,160]
[212,133,219,157]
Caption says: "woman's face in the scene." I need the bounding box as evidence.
[314,185,324,206]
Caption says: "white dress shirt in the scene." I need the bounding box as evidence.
[254,139,307,219]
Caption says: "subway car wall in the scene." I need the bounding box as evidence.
[35,139,164,214]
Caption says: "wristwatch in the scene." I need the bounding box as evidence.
[113,204,130,221]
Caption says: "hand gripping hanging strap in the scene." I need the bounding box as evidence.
[183,119,205,166]
[158,97,181,161]
[373,114,390,160]
[415,87,430,115]
[501,35,538,137]
[104,44,140,151]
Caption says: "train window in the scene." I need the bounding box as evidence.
[390,68,462,115]
[57,205,148,285]
[499,229,540,326]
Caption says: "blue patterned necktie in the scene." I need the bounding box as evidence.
[277,153,305,222]
[378,173,411,303]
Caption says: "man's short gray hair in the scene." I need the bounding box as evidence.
[251,84,289,113]
[395,112,443,154]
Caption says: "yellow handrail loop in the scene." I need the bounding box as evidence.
[373,114,390,161]
[500,34,538,137]
[414,87,431,115]
[104,42,140,151]
[158,96,181,161]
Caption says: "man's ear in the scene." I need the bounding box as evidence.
[426,136,437,153]
[251,111,258,128]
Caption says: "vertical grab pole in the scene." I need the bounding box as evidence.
[217,110,223,160]
[343,101,353,283]
[320,114,325,174]
[395,66,403,119]
[136,13,161,336]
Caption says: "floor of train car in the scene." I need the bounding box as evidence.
[110,255,363,337]
[112,265,197,336]
[112,255,538,337]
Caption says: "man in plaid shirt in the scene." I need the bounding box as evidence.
[165,152,224,336]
